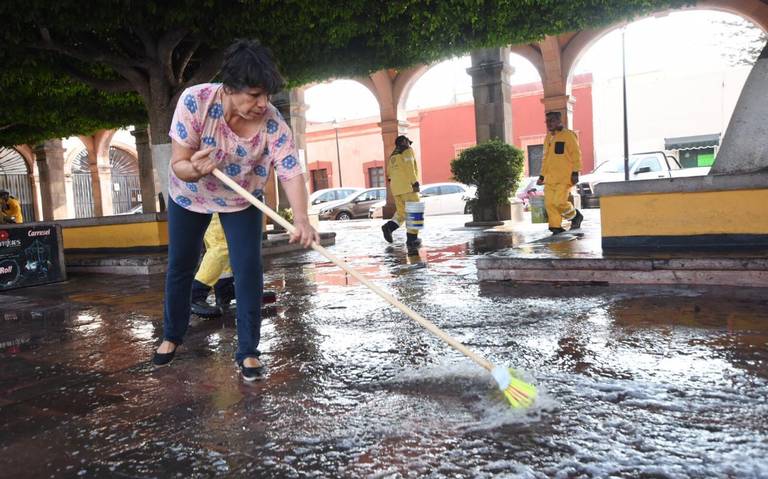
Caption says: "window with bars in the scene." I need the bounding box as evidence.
[109,147,141,214]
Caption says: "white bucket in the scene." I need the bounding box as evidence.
[405,201,425,230]
[530,195,548,224]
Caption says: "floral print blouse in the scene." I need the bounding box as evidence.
[167,83,303,213]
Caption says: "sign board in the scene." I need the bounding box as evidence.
[0,223,67,291]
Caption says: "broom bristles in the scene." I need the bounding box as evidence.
[500,369,537,409]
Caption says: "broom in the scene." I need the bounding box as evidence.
[213,169,537,409]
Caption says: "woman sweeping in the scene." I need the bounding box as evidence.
[152,39,319,381]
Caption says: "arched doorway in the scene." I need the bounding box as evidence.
[0,147,34,221]
[71,150,94,218]
[109,147,141,214]
[304,80,381,190]
[401,53,549,182]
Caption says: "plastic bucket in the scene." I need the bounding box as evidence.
[405,201,425,230]
[529,195,548,224]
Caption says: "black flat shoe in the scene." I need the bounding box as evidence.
[240,360,265,382]
[152,344,177,367]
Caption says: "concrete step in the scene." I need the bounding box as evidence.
[66,232,336,275]
[477,256,768,287]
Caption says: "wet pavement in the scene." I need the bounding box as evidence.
[2,214,768,478]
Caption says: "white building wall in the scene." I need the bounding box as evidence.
[591,66,751,167]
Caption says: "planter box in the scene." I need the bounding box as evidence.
[472,200,524,223]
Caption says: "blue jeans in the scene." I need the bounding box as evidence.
[163,199,264,364]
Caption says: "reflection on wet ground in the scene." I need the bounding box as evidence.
[2,216,767,477]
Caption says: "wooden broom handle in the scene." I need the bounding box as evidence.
[212,169,494,371]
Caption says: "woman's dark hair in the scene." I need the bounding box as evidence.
[220,39,285,94]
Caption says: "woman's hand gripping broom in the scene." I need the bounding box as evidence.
[212,169,536,409]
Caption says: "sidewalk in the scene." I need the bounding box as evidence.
[476,209,768,286]
[2,213,767,477]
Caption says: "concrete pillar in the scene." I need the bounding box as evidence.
[270,92,289,213]
[93,130,115,216]
[272,89,310,213]
[88,154,105,217]
[467,48,514,144]
[79,131,115,217]
[34,140,68,220]
[131,126,157,213]
[711,42,768,175]
[542,94,576,129]
[379,118,409,218]
[537,35,576,128]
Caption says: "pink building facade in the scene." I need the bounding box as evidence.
[305,74,594,191]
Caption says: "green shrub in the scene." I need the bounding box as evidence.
[277,207,294,224]
[450,140,524,211]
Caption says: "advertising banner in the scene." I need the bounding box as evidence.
[0,223,66,291]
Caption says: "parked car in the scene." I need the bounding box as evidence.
[318,187,386,221]
[308,187,363,213]
[367,182,475,218]
[578,151,710,208]
[116,204,144,215]
[421,182,476,215]
[514,176,581,211]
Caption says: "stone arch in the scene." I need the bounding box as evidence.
[63,137,89,175]
[0,147,36,221]
[93,129,117,169]
[68,145,95,218]
[108,143,142,214]
[508,44,546,82]
[562,1,768,87]
[393,65,429,114]
[303,78,384,190]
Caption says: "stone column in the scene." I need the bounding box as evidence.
[131,126,158,213]
[96,162,114,216]
[379,118,409,218]
[34,140,68,220]
[542,95,576,129]
[93,130,115,216]
[78,136,104,217]
[272,89,310,211]
[711,42,768,175]
[467,48,514,144]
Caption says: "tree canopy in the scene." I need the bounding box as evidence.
[0,0,692,146]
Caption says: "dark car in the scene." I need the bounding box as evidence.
[317,187,386,221]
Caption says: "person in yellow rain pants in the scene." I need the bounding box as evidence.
[191,214,276,318]
[380,135,422,248]
[536,111,584,235]
[190,214,234,317]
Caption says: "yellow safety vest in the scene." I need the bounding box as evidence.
[541,128,582,185]
[387,147,419,196]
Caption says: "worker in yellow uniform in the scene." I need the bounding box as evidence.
[191,214,276,318]
[381,135,421,248]
[190,214,234,317]
[537,111,583,234]
[0,189,23,224]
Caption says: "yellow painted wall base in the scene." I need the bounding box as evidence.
[601,189,768,237]
[63,220,168,251]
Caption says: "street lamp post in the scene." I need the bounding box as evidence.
[333,118,343,187]
[621,28,630,182]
